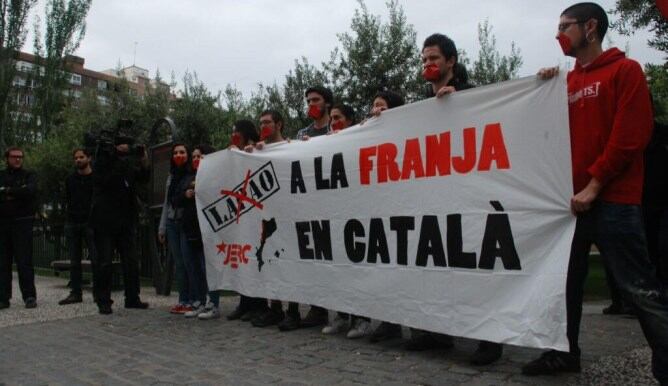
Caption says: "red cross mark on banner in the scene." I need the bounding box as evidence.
[220,169,264,223]
[217,241,251,269]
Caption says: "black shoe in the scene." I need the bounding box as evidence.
[369,322,402,343]
[58,293,83,305]
[470,341,503,365]
[522,350,581,376]
[24,297,37,309]
[300,306,328,328]
[227,306,249,321]
[124,299,149,309]
[0,300,9,310]
[98,303,113,315]
[251,309,284,327]
[278,313,301,331]
[241,308,263,322]
[405,331,453,351]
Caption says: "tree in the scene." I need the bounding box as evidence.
[612,0,668,55]
[646,63,668,123]
[171,71,224,147]
[30,0,92,140]
[469,20,523,86]
[325,0,422,114]
[0,0,37,150]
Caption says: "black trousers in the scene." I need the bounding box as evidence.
[65,221,96,295]
[0,217,36,302]
[92,221,140,305]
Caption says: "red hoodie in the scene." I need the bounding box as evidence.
[568,47,653,205]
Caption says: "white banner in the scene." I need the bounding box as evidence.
[196,73,574,350]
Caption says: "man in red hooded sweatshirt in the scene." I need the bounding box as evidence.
[526,3,668,384]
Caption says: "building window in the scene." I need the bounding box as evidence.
[12,77,27,87]
[70,73,82,86]
[97,80,107,91]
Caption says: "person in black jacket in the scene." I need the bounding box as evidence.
[59,148,96,305]
[0,147,37,309]
[644,119,668,285]
[89,134,150,314]
[401,33,503,366]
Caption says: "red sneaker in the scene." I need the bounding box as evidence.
[170,304,186,314]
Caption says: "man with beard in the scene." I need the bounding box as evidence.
[529,4,668,383]
[296,86,333,140]
[59,148,96,305]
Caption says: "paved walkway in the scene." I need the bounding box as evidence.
[0,273,657,385]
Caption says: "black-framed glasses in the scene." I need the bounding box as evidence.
[558,21,584,32]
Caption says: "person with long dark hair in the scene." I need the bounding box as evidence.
[158,143,193,314]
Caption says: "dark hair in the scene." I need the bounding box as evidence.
[194,143,215,155]
[260,109,284,132]
[72,148,91,157]
[374,90,405,109]
[233,119,260,143]
[330,103,356,124]
[561,2,608,40]
[305,86,334,106]
[423,33,458,61]
[170,142,190,172]
[4,146,23,159]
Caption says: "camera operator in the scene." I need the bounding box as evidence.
[89,131,150,314]
[0,147,37,310]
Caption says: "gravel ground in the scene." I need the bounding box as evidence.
[570,347,658,386]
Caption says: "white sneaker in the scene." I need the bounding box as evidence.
[185,302,205,318]
[322,315,349,334]
[198,305,220,320]
[347,319,372,339]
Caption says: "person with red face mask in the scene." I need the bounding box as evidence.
[328,104,355,133]
[296,86,334,141]
[224,120,268,322]
[528,4,668,382]
[158,143,194,315]
[178,144,221,320]
[400,33,504,366]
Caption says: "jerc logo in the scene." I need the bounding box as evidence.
[202,161,280,231]
[217,241,252,269]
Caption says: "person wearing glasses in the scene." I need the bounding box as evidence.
[528,3,668,383]
[0,147,37,310]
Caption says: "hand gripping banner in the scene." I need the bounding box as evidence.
[196,73,574,350]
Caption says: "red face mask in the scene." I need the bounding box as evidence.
[173,154,187,167]
[557,33,574,56]
[308,105,323,119]
[192,158,201,170]
[231,132,242,148]
[331,120,346,132]
[422,64,441,81]
[260,126,273,141]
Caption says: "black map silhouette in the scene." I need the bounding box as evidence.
[256,218,277,271]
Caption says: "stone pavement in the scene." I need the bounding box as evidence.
[0,273,657,386]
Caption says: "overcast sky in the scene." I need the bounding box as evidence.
[26,0,665,98]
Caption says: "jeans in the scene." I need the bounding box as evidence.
[0,217,36,302]
[180,236,207,305]
[644,207,668,284]
[65,222,96,295]
[165,219,189,304]
[565,201,668,383]
[92,221,141,305]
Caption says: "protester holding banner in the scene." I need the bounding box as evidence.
[363,90,406,344]
[296,86,333,140]
[246,110,304,329]
[225,120,268,322]
[410,33,504,366]
[159,143,193,314]
[529,4,668,383]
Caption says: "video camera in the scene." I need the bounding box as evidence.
[84,119,145,160]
